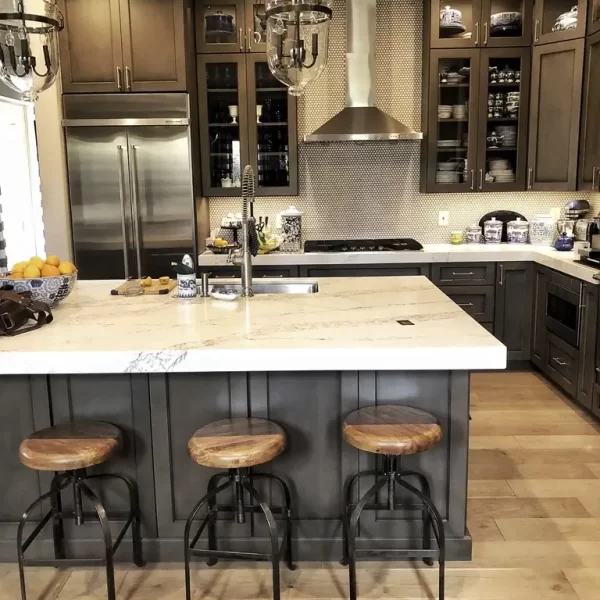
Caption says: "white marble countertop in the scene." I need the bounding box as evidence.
[0,277,506,375]
[199,245,600,284]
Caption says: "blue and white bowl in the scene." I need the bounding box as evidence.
[490,11,522,27]
[2,272,78,307]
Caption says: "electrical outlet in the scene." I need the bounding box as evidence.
[550,207,561,221]
[439,211,450,227]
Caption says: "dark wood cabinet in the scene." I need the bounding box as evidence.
[432,262,496,285]
[428,0,484,49]
[198,265,300,278]
[481,0,534,47]
[578,31,600,191]
[440,285,496,322]
[527,39,584,190]
[531,265,548,369]
[577,283,599,409]
[298,265,431,278]
[534,0,588,44]
[494,262,533,360]
[197,54,297,196]
[589,0,600,34]
[59,0,187,94]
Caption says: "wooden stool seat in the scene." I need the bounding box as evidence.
[19,421,123,471]
[188,418,286,468]
[343,406,442,455]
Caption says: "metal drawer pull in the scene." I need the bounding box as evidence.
[240,27,244,51]
[527,167,533,189]
[452,272,474,276]
[116,66,122,91]
[125,66,132,91]
[458,303,474,308]
[483,22,488,45]
[261,274,284,278]
[534,19,540,43]
[552,357,567,367]
[596,367,600,374]
[474,21,479,45]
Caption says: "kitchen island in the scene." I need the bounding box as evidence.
[0,277,506,562]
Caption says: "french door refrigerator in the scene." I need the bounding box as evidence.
[63,93,196,280]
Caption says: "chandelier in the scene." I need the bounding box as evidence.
[0,0,63,101]
[265,0,333,97]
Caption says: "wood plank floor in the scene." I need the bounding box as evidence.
[6,372,600,599]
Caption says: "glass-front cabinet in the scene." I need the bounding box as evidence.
[589,0,600,34]
[476,48,531,191]
[481,0,533,47]
[197,55,298,196]
[431,0,483,48]
[533,0,588,44]
[425,50,480,191]
[247,0,268,52]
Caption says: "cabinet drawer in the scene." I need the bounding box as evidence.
[199,266,300,278]
[432,263,496,286]
[545,331,579,397]
[439,286,495,322]
[298,265,431,278]
[550,269,582,293]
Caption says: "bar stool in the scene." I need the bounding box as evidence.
[341,406,446,600]
[184,417,296,600]
[17,421,144,600]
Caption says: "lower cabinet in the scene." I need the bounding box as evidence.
[298,264,431,278]
[545,332,579,398]
[199,266,300,278]
[438,286,495,323]
[532,265,548,369]
[577,283,599,409]
[494,262,534,361]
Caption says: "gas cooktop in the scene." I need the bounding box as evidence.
[304,238,424,253]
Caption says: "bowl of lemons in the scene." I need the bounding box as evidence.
[1,255,78,307]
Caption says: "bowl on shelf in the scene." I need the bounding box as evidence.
[258,234,282,255]
[0,272,78,307]
[490,11,522,27]
[207,242,240,255]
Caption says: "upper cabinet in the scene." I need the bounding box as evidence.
[428,0,533,48]
[196,0,267,53]
[589,0,600,34]
[533,0,588,44]
[528,39,584,190]
[59,0,187,94]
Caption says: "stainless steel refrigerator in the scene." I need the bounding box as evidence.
[63,93,196,280]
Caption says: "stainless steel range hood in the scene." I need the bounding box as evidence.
[304,0,422,142]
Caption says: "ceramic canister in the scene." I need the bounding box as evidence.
[529,214,555,245]
[465,224,483,244]
[178,273,198,298]
[280,206,303,253]
[507,217,529,244]
[483,217,503,244]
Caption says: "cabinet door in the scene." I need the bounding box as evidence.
[477,48,531,191]
[481,0,533,47]
[429,0,483,48]
[534,0,587,44]
[578,31,600,191]
[589,0,600,34]
[196,0,247,53]
[298,265,431,278]
[495,262,533,361]
[527,40,584,191]
[532,265,548,369]
[577,283,598,409]
[426,50,480,192]
[120,0,187,92]
[246,0,267,53]
[246,55,298,195]
[58,0,124,93]
[198,55,250,196]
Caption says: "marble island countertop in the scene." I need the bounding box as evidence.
[0,277,506,375]
[199,245,600,284]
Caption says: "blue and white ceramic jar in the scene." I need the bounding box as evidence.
[529,214,555,245]
[484,217,503,244]
[507,218,529,244]
[280,206,303,253]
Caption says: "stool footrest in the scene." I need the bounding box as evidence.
[191,548,272,561]
[212,504,287,516]
[24,558,105,567]
[355,548,440,560]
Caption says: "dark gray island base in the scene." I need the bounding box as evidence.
[1,370,470,562]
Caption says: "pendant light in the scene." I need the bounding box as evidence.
[0,0,64,102]
[265,0,333,97]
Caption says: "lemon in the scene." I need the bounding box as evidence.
[58,262,76,275]
[11,261,28,273]
[45,255,61,267]
[141,276,153,287]
[23,265,41,278]
[159,276,169,285]
[29,256,45,270]
[41,265,61,277]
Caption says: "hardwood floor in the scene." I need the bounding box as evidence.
[5,372,600,599]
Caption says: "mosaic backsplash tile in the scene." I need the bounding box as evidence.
[207,0,592,244]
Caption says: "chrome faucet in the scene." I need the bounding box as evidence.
[227,166,256,297]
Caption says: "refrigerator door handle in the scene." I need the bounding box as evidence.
[129,145,143,279]
[116,145,130,279]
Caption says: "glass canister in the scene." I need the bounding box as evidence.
[280,206,303,253]
[529,214,555,245]
[484,217,503,244]
[465,224,483,244]
[507,217,529,244]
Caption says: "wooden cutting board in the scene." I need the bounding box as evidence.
[110,278,177,296]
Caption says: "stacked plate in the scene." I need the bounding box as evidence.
[437,139,462,148]
[496,125,517,147]
[452,104,468,119]
[438,104,452,119]
[487,158,515,183]
[436,170,461,184]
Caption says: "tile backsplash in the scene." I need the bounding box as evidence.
[207,0,592,244]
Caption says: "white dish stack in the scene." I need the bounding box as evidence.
[487,158,515,183]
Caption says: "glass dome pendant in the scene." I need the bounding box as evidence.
[265,0,333,97]
[0,0,64,101]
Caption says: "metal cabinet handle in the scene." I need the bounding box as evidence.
[116,146,130,279]
[248,28,253,51]
[458,302,474,308]
[116,66,122,91]
[452,272,474,276]
[499,264,504,286]
[552,357,567,367]
[483,22,489,45]
[129,145,143,279]
[478,169,483,190]
[474,21,479,45]
[527,167,533,189]
[262,274,284,278]
[125,66,132,91]
[214,274,236,279]
[593,166,598,191]
[534,19,540,43]
[596,367,600,374]
[240,27,244,51]
[470,169,475,190]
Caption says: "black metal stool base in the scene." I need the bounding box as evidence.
[341,456,446,600]
[17,469,144,600]
[184,468,296,600]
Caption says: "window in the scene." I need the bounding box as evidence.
[0,97,45,270]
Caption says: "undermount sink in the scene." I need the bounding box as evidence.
[208,279,319,295]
